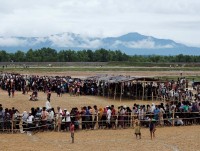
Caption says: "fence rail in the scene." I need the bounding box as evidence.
[0,112,199,133]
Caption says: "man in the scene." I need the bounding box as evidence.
[106,106,112,129]
[45,99,52,111]
[93,105,98,129]
[62,109,71,131]
[159,105,165,126]
[175,116,184,126]
[153,105,160,121]
[41,107,49,131]
[27,111,34,135]
[56,107,62,131]
[111,105,117,129]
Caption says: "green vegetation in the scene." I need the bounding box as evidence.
[1,66,200,72]
[1,48,200,63]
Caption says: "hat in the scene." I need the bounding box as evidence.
[176,116,179,118]
[64,109,67,111]
[29,111,32,114]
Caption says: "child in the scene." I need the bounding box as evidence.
[70,121,75,143]
[134,120,141,139]
[149,118,156,140]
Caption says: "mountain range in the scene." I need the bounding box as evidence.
[0,32,200,55]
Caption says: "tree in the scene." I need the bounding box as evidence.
[14,50,26,62]
[0,50,10,62]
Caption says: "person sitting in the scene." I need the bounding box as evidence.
[175,116,184,126]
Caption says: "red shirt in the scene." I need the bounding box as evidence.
[70,124,75,133]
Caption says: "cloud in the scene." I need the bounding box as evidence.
[49,33,75,47]
[112,39,174,49]
[0,37,28,47]
[0,0,200,46]
[48,33,102,48]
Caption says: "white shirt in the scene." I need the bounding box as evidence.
[48,111,54,120]
[107,109,112,119]
[62,111,71,122]
[46,101,51,110]
[27,115,34,124]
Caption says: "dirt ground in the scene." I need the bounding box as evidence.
[0,126,199,151]
[0,70,200,151]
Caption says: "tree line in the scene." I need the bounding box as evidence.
[0,48,200,62]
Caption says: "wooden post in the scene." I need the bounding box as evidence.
[164,95,166,107]
[172,109,175,126]
[120,83,123,102]
[152,92,154,101]
[103,82,105,97]
[136,82,138,100]
[114,83,117,100]
[139,90,140,99]
[142,80,145,101]
[96,112,99,130]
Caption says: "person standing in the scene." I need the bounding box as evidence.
[47,89,51,101]
[106,106,112,129]
[134,120,141,139]
[149,118,156,140]
[70,121,75,143]
[45,99,52,111]
[56,107,62,132]
[41,107,49,131]
[27,111,34,135]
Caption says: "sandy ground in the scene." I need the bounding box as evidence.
[0,125,199,151]
[0,90,200,151]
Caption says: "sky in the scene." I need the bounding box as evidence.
[0,0,200,47]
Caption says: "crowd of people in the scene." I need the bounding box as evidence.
[0,73,99,99]
[0,100,199,134]
[1,73,200,102]
[0,73,200,135]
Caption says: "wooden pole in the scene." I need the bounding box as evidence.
[136,82,138,100]
[152,92,154,102]
[103,82,105,97]
[120,83,123,102]
[142,80,145,101]
[114,83,117,100]
[172,109,175,126]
